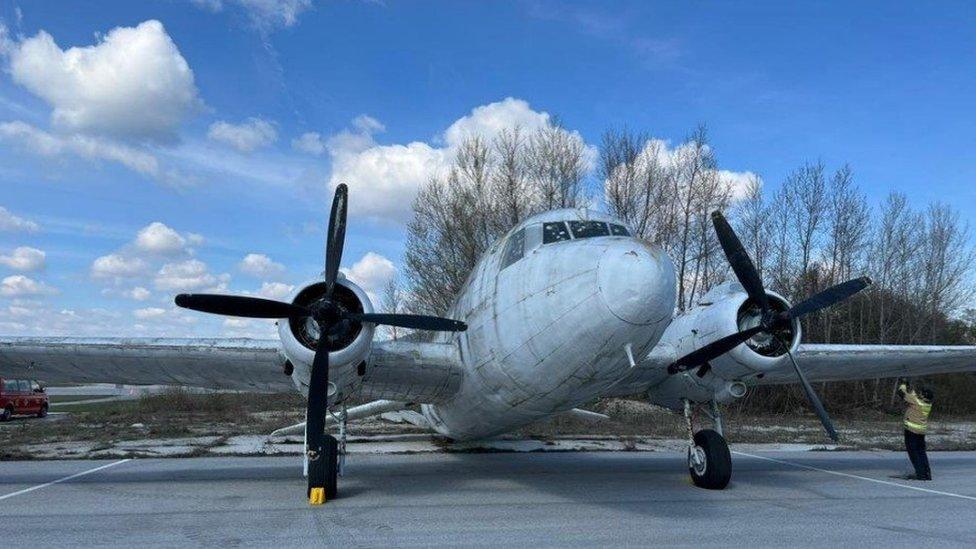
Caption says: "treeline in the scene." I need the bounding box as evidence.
[401,122,976,415]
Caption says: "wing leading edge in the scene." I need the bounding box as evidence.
[759,344,976,385]
[0,337,291,391]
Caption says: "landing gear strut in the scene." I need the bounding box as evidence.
[683,400,731,490]
[304,410,339,504]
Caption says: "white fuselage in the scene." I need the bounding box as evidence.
[421,210,677,440]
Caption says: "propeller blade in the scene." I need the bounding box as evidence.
[782,341,838,442]
[712,211,769,312]
[324,184,348,299]
[175,294,308,319]
[667,326,764,374]
[347,312,468,332]
[782,276,872,322]
[305,327,331,498]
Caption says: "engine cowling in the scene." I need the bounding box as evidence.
[648,283,801,408]
[278,275,375,403]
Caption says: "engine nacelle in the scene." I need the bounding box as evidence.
[278,275,375,403]
[648,283,801,408]
[680,283,801,380]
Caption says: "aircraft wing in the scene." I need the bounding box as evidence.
[0,336,465,401]
[603,344,976,398]
[0,336,291,391]
[758,344,976,384]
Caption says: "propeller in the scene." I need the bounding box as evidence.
[668,210,872,441]
[174,183,467,500]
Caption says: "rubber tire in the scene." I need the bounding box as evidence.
[688,429,731,490]
[307,434,339,501]
[324,435,339,500]
[37,404,48,418]
[0,406,11,422]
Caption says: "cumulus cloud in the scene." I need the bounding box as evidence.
[326,98,591,223]
[238,253,285,279]
[154,259,229,292]
[0,246,46,271]
[91,253,149,280]
[134,222,190,255]
[341,252,395,301]
[0,206,40,233]
[125,286,151,301]
[256,281,294,300]
[0,275,57,297]
[442,98,550,147]
[7,20,200,142]
[621,138,757,201]
[207,118,277,152]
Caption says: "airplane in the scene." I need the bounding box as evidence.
[3,183,976,505]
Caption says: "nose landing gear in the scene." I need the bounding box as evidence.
[683,400,731,489]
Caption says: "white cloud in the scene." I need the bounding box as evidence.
[194,0,313,32]
[134,222,188,255]
[326,98,591,223]
[0,206,40,233]
[0,121,165,179]
[154,259,229,292]
[627,138,756,201]
[207,118,277,152]
[0,246,46,271]
[91,253,149,279]
[442,97,550,147]
[292,132,326,155]
[133,307,167,320]
[125,286,151,301]
[7,20,200,142]
[341,252,395,300]
[0,275,57,297]
[256,281,294,300]
[239,253,285,279]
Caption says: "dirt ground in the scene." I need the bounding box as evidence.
[2,390,975,460]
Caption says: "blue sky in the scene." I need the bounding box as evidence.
[0,1,973,338]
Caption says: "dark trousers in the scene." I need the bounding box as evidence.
[904,429,931,480]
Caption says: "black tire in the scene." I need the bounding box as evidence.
[688,429,731,490]
[324,435,339,500]
[1,406,11,422]
[307,434,339,502]
[37,404,48,418]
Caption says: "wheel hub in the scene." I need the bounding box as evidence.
[689,445,707,475]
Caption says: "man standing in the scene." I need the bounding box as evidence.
[895,378,934,481]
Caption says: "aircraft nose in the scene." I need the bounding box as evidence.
[597,241,676,325]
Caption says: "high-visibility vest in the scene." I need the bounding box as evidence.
[900,383,932,435]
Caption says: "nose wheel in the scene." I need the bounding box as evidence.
[683,400,731,489]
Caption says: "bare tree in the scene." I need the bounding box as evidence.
[405,122,590,314]
[380,275,405,340]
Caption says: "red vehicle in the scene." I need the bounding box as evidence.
[0,378,49,421]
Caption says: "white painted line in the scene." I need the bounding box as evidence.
[733,451,976,502]
[0,459,131,502]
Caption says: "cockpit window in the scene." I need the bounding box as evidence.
[500,228,525,270]
[568,220,610,239]
[543,222,572,244]
[609,223,630,236]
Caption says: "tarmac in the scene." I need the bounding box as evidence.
[2,450,976,547]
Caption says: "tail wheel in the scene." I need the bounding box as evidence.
[688,429,731,489]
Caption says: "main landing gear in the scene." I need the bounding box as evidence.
[683,400,731,490]
[304,405,348,504]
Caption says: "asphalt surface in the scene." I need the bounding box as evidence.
[2,451,976,547]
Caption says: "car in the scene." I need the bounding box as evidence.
[0,377,49,421]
